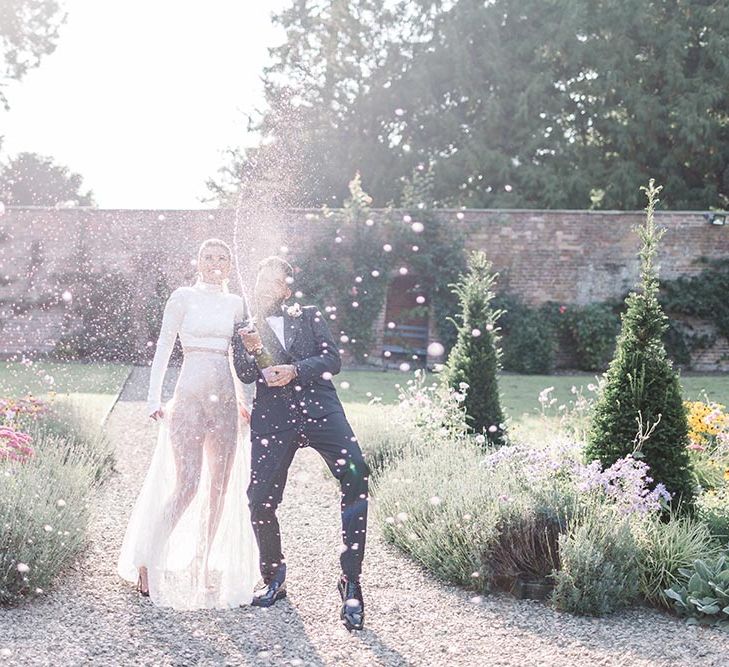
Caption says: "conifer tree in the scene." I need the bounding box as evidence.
[444,251,505,446]
[585,181,694,508]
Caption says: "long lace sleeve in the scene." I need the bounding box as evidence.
[146,288,186,416]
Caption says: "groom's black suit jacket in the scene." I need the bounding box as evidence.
[231,305,345,434]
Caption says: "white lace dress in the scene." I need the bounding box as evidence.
[117,280,259,609]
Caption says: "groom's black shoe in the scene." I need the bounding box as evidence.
[251,579,287,607]
[338,576,364,631]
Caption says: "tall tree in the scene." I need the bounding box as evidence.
[210,0,444,207]
[444,250,506,445]
[0,152,94,206]
[216,0,729,210]
[0,0,66,109]
[585,181,694,508]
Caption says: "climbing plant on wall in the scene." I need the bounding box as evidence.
[290,172,466,363]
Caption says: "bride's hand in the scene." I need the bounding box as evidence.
[239,404,251,424]
[150,409,164,421]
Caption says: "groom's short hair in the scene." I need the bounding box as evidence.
[259,256,294,280]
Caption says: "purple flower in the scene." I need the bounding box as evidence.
[576,455,672,514]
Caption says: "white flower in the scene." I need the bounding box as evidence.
[17,563,30,573]
[286,303,303,318]
[538,387,555,404]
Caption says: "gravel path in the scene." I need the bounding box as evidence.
[2,368,728,666]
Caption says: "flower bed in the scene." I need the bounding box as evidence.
[368,372,728,621]
[1,393,112,605]
[685,400,729,542]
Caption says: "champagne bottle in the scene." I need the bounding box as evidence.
[253,345,275,370]
[242,321,275,369]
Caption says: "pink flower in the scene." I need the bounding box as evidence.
[0,426,34,463]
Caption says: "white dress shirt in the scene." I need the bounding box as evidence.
[265,315,286,348]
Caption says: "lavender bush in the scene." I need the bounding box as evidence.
[373,375,721,616]
[551,506,640,616]
[1,398,107,605]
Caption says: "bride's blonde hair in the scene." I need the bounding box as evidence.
[197,238,233,293]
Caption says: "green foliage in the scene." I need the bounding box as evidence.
[218,1,729,210]
[375,437,569,592]
[497,296,555,374]
[697,486,729,544]
[496,298,619,373]
[0,402,107,605]
[551,508,640,616]
[661,259,729,367]
[375,435,493,588]
[636,514,722,609]
[397,166,466,353]
[0,1,65,109]
[444,251,505,444]
[291,174,393,361]
[54,247,136,362]
[586,182,695,508]
[371,374,724,616]
[350,405,410,479]
[209,0,404,206]
[560,303,621,372]
[291,173,465,362]
[357,369,470,477]
[21,400,114,483]
[0,152,94,206]
[664,554,729,629]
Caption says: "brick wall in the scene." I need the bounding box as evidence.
[1,206,727,369]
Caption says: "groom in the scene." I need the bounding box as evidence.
[232,256,369,631]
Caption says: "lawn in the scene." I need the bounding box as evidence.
[337,369,729,419]
[1,362,724,425]
[0,361,132,422]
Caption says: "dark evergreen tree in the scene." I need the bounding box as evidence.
[585,181,694,508]
[444,251,505,446]
[214,0,729,210]
[0,152,94,206]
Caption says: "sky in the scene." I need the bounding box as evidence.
[1,0,288,209]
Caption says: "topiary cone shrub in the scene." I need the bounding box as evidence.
[444,251,505,446]
[585,181,694,509]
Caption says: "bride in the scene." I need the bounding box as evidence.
[117,238,259,609]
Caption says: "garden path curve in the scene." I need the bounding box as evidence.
[2,368,728,666]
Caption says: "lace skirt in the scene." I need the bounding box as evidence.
[117,352,259,609]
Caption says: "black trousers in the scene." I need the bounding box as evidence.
[247,410,369,582]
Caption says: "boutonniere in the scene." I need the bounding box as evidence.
[286,303,303,318]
